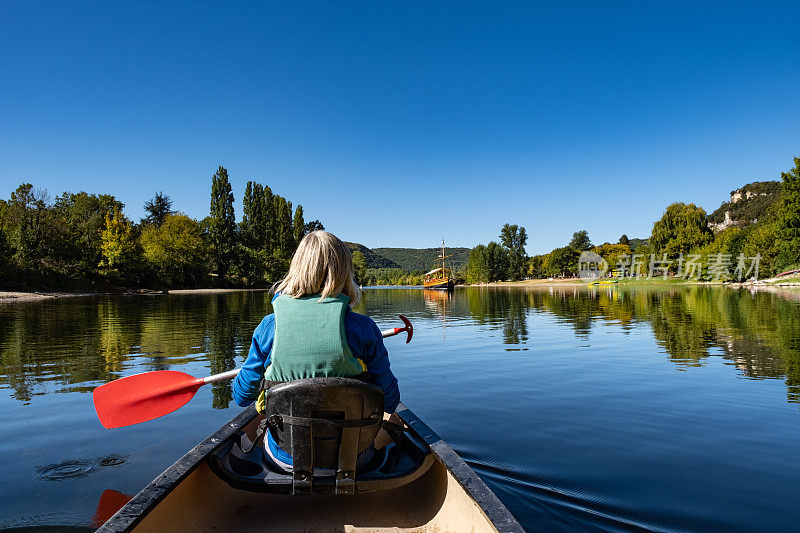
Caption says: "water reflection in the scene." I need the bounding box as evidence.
[0,292,272,408]
[423,289,450,340]
[457,286,800,403]
[1,287,800,406]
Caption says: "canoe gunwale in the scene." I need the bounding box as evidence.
[395,404,524,533]
[99,402,524,533]
[97,405,259,532]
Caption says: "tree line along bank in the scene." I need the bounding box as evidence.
[0,166,323,290]
[466,154,800,283]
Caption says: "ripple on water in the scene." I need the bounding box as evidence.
[96,454,129,467]
[36,460,96,481]
[35,454,131,480]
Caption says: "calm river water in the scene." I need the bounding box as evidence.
[1,286,800,531]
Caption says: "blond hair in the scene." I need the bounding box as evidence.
[273,231,361,304]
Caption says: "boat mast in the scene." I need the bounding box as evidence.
[442,238,445,276]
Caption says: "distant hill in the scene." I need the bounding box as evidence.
[707,180,781,232]
[373,247,471,272]
[628,238,648,252]
[344,242,400,269]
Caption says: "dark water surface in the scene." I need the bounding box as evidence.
[2,286,800,531]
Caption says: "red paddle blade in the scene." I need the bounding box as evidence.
[91,489,133,527]
[93,370,204,429]
[399,314,413,343]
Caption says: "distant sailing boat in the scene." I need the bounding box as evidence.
[423,240,455,290]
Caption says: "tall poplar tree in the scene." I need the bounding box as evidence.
[241,182,255,247]
[285,200,294,254]
[262,185,275,254]
[272,196,294,256]
[209,165,236,282]
[241,181,267,251]
[251,183,266,249]
[293,205,305,245]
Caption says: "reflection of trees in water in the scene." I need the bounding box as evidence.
[462,287,643,348]
[465,288,530,349]
[647,292,717,367]
[206,295,241,409]
[0,292,274,408]
[3,287,800,407]
[641,288,800,400]
[455,285,800,404]
[0,299,115,402]
[538,286,800,404]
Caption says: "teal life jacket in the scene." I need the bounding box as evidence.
[257,294,367,411]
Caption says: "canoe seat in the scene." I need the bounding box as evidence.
[207,377,434,495]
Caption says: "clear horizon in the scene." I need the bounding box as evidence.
[2,2,798,255]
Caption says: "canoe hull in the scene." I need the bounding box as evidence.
[98,404,523,533]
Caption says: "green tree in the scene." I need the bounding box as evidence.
[241,181,267,249]
[0,211,10,277]
[527,255,545,278]
[140,214,209,287]
[99,206,139,279]
[499,223,528,280]
[4,184,51,268]
[53,191,123,275]
[569,230,593,251]
[261,185,275,254]
[619,234,629,246]
[142,191,174,227]
[209,166,236,282]
[592,243,632,272]
[293,205,305,245]
[239,181,272,284]
[272,196,294,257]
[466,244,489,283]
[776,156,800,269]
[352,250,367,285]
[649,202,713,259]
[544,246,579,277]
[305,220,324,233]
[486,241,509,281]
[741,220,780,277]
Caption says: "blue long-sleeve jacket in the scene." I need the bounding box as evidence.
[232,307,400,413]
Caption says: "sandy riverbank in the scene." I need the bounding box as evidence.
[462,279,592,288]
[167,288,270,295]
[0,287,271,303]
[0,291,98,302]
[465,273,800,289]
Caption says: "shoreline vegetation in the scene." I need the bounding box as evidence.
[2,155,799,295]
[0,166,323,294]
[4,274,799,304]
[461,154,800,286]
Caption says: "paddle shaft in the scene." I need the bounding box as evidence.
[199,323,410,385]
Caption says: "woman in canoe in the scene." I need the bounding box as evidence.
[232,230,400,471]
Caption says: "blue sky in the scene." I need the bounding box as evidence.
[1,2,799,254]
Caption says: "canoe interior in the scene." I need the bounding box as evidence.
[103,404,523,533]
[132,457,494,532]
